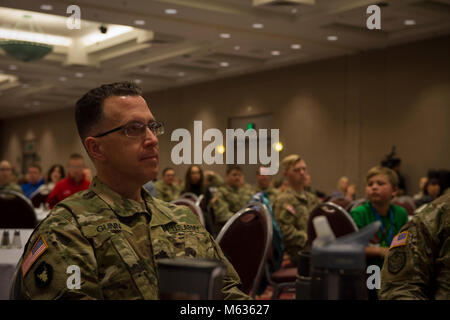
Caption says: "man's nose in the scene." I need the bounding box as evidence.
[143,127,158,146]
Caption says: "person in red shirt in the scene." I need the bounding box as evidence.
[47,153,91,208]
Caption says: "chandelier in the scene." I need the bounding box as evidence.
[0,15,53,62]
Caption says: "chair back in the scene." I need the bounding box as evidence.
[178,192,199,203]
[391,196,416,216]
[329,197,352,212]
[30,188,50,208]
[171,198,205,226]
[307,202,358,246]
[216,204,272,298]
[347,198,367,213]
[0,190,37,229]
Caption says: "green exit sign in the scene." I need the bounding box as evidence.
[246,123,255,130]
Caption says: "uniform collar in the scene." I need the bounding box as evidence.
[287,187,308,201]
[90,176,149,218]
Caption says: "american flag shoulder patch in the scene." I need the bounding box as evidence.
[22,235,48,277]
[390,231,408,250]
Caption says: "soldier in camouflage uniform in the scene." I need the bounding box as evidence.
[153,167,181,202]
[0,160,23,194]
[14,81,249,300]
[255,166,279,205]
[211,166,255,231]
[379,193,449,300]
[273,155,319,264]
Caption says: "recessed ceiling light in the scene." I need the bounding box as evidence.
[291,8,298,14]
[220,62,229,67]
[165,9,177,15]
[40,4,53,11]
[59,76,67,82]
[134,20,145,26]
[178,72,185,77]
[220,33,231,39]
[75,72,84,78]
[234,45,240,51]
[327,35,338,41]
[252,23,264,29]
[404,19,416,26]
[134,79,142,84]
[271,50,281,56]
[291,44,302,50]
[9,65,18,70]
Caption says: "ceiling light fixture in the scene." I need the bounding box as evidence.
[59,76,67,81]
[165,9,178,15]
[291,44,301,49]
[220,33,231,39]
[134,20,145,26]
[252,23,264,29]
[234,45,240,50]
[404,19,416,26]
[40,4,53,11]
[220,62,229,67]
[327,35,338,41]
[271,50,281,56]
[75,72,83,78]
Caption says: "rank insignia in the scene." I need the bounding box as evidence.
[34,261,53,288]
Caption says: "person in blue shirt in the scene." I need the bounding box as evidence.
[21,164,45,198]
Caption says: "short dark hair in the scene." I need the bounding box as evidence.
[28,163,41,172]
[75,81,142,142]
[162,167,175,176]
[226,165,242,176]
[69,153,84,161]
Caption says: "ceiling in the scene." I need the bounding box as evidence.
[0,0,449,119]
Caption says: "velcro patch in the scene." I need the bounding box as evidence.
[389,231,408,250]
[285,204,296,215]
[22,235,48,277]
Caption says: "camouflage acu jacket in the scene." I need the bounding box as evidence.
[14,177,249,300]
[273,187,319,263]
[380,193,449,300]
[153,180,181,202]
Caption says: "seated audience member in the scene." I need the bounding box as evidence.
[273,155,319,264]
[36,164,66,195]
[21,164,45,198]
[182,165,206,196]
[380,193,450,300]
[46,154,90,208]
[274,177,289,193]
[304,172,327,201]
[204,170,224,189]
[415,169,450,207]
[15,81,248,300]
[350,166,408,268]
[413,177,428,202]
[0,160,23,193]
[153,167,181,202]
[330,176,349,199]
[255,166,279,205]
[211,165,255,230]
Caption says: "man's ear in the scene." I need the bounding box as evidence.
[84,137,106,162]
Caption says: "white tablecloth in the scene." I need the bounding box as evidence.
[0,229,34,300]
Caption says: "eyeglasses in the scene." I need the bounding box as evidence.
[94,121,164,138]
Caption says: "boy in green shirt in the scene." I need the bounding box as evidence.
[351,166,408,267]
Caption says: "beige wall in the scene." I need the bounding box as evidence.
[1,35,449,197]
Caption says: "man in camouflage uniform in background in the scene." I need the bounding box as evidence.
[379,192,449,300]
[255,166,279,206]
[211,165,255,231]
[13,82,249,300]
[153,167,181,202]
[0,160,23,194]
[273,155,319,264]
